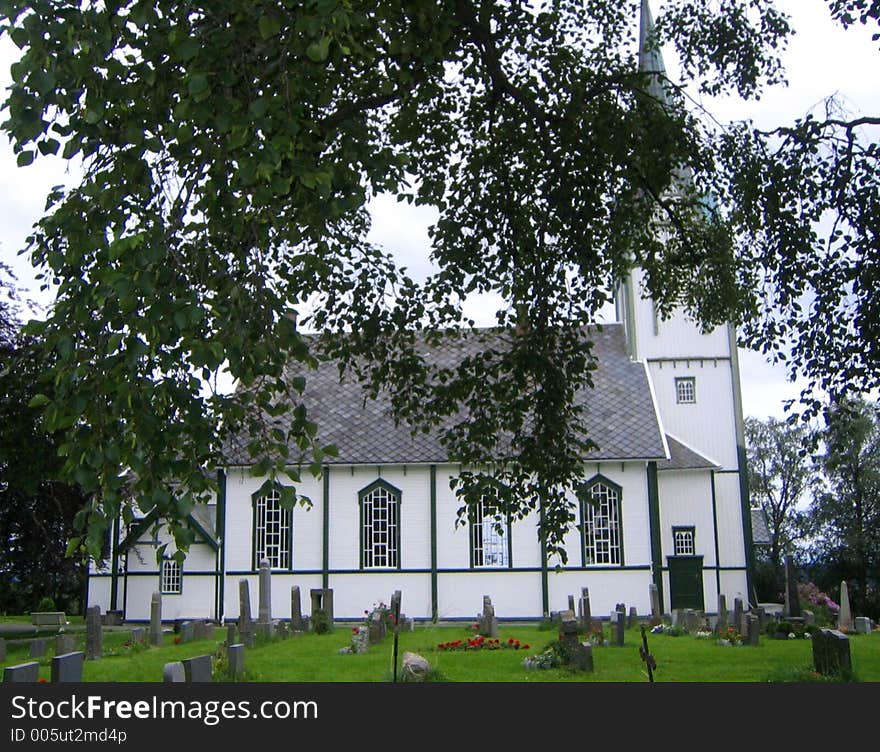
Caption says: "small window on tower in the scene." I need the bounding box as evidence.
[675,377,696,404]
[673,527,696,556]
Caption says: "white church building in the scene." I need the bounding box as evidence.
[86,1,757,624]
[87,266,757,623]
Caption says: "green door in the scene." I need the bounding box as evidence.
[668,556,704,610]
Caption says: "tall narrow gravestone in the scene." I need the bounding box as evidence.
[30,639,47,658]
[838,581,854,632]
[615,605,626,647]
[578,588,592,632]
[649,583,661,626]
[0,637,6,662]
[290,586,304,631]
[715,594,728,634]
[227,644,245,679]
[150,591,163,646]
[239,579,254,641]
[258,559,272,634]
[85,605,102,660]
[732,597,743,637]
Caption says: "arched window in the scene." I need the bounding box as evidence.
[252,486,292,570]
[471,500,510,568]
[359,479,401,569]
[581,476,623,566]
[160,558,182,594]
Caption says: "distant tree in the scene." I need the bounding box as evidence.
[806,397,880,618]
[0,266,88,614]
[744,416,813,571]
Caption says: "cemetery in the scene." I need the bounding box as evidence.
[1,582,878,683]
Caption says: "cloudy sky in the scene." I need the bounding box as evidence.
[1,0,877,421]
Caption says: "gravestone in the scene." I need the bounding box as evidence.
[715,594,728,634]
[193,621,215,641]
[103,610,123,627]
[310,588,334,625]
[55,634,76,655]
[615,605,626,646]
[258,558,272,625]
[672,608,685,627]
[784,555,802,618]
[684,609,700,633]
[838,581,854,632]
[163,661,185,683]
[4,662,39,683]
[568,595,576,614]
[85,605,103,659]
[578,587,592,632]
[352,626,370,654]
[243,631,256,648]
[290,586,304,631]
[748,615,760,646]
[239,579,254,640]
[226,624,237,647]
[732,597,743,637]
[478,595,499,638]
[181,655,213,683]
[51,652,84,683]
[756,605,767,626]
[812,629,852,676]
[558,611,593,672]
[130,628,146,645]
[368,611,386,644]
[275,620,288,639]
[739,611,751,640]
[0,637,6,662]
[803,610,815,625]
[649,583,661,626]
[30,638,47,658]
[854,617,872,635]
[390,590,402,622]
[149,591,163,646]
[628,606,638,629]
[227,644,245,679]
[179,621,194,643]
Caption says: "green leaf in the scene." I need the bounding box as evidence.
[175,37,200,61]
[187,73,209,97]
[258,14,281,40]
[28,394,51,408]
[16,150,35,166]
[306,36,331,62]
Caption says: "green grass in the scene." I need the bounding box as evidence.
[2,623,878,682]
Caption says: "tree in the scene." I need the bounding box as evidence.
[1,1,878,561]
[806,397,880,618]
[744,416,813,571]
[0,266,89,613]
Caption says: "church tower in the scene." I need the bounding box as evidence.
[618,0,757,604]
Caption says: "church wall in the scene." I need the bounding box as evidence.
[657,470,717,567]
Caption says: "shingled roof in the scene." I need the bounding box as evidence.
[222,323,667,466]
[657,434,719,472]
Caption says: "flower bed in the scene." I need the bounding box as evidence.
[437,636,530,652]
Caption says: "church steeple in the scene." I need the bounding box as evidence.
[638,0,669,104]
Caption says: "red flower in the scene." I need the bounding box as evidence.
[38,678,47,683]
[508,638,514,644]
[352,627,358,634]
[174,636,182,645]
[523,644,530,649]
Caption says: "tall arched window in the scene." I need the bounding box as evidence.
[581,476,623,566]
[253,486,292,570]
[471,499,510,568]
[359,479,401,569]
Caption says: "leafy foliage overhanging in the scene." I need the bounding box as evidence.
[1,0,879,561]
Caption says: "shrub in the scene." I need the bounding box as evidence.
[311,608,333,634]
[35,597,56,612]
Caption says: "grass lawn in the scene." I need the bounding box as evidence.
[2,620,878,682]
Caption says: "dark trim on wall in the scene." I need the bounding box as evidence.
[646,461,664,613]
[430,465,438,622]
[710,470,721,599]
[727,325,756,603]
[216,469,227,621]
[91,564,655,579]
[322,467,330,590]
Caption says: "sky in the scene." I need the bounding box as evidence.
[1,0,878,422]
